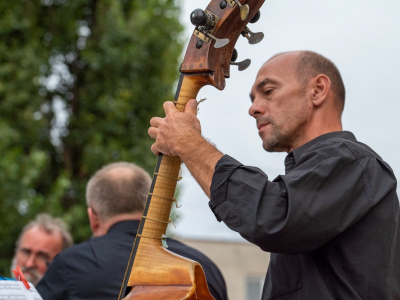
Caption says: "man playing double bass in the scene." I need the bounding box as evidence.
[149,50,400,299]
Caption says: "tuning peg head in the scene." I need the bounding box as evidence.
[214,38,230,48]
[231,49,251,71]
[231,59,251,71]
[250,10,261,24]
[231,0,249,20]
[237,59,251,71]
[231,48,239,62]
[242,27,264,45]
[248,32,264,45]
[240,4,250,20]
[190,9,207,26]
[191,9,216,29]
[201,31,229,49]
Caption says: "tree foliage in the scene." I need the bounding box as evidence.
[0,0,183,275]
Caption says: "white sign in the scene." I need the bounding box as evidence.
[0,281,43,300]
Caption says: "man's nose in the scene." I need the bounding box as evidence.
[249,97,265,118]
[24,253,37,268]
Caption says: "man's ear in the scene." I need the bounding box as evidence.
[310,74,331,106]
[87,207,100,235]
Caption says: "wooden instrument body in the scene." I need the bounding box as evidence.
[119,0,265,298]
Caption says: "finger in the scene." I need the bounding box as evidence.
[184,99,198,115]
[163,101,178,115]
[150,116,163,127]
[150,143,161,156]
[148,127,157,139]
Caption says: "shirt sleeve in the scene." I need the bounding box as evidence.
[36,254,69,299]
[209,141,397,254]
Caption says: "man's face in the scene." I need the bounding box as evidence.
[249,53,311,153]
[12,226,63,286]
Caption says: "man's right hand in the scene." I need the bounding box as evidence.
[148,99,201,157]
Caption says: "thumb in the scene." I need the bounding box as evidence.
[184,99,198,115]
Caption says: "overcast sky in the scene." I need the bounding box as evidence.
[170,0,400,241]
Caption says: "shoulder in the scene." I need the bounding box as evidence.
[312,137,394,174]
[48,235,112,272]
[56,231,133,265]
[286,134,397,194]
[320,137,382,159]
[56,239,93,260]
[299,135,389,167]
[299,136,397,200]
[167,238,228,300]
[36,243,77,298]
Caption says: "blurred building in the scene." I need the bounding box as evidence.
[178,237,270,300]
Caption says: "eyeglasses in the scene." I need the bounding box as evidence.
[17,248,52,266]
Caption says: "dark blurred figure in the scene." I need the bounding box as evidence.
[37,162,228,300]
[11,213,73,286]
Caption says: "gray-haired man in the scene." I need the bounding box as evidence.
[12,213,73,286]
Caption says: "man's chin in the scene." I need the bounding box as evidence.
[262,134,291,153]
[10,259,42,286]
[24,273,42,286]
[22,271,42,286]
[261,132,280,152]
[263,141,280,153]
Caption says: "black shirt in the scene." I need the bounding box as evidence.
[209,131,400,299]
[36,220,228,300]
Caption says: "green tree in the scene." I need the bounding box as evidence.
[0,0,183,275]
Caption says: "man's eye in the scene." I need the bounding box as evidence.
[20,249,31,256]
[37,253,51,263]
[264,89,273,96]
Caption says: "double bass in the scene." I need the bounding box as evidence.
[119,0,265,298]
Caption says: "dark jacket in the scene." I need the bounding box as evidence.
[37,220,228,300]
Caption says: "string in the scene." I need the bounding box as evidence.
[154,172,182,182]
[149,193,182,208]
[142,216,176,229]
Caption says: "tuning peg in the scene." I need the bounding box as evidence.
[190,8,229,48]
[231,48,251,71]
[232,0,249,20]
[190,9,215,28]
[206,32,229,48]
[241,26,264,45]
[231,59,251,71]
[250,10,261,23]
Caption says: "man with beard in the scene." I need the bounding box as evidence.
[12,213,73,286]
[36,162,228,300]
[148,50,400,299]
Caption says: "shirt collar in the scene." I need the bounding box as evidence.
[284,131,357,173]
[107,220,140,234]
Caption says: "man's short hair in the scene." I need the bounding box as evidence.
[16,213,73,251]
[295,51,346,114]
[85,162,151,221]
